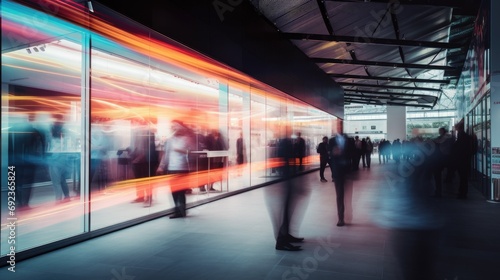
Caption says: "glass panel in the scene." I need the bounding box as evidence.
[1,1,85,254]
[227,82,251,190]
[486,94,491,179]
[250,88,268,185]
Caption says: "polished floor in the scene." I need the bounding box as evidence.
[2,161,500,280]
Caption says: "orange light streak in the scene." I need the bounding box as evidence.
[0,155,322,232]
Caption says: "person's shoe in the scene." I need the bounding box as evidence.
[285,234,304,243]
[169,213,185,219]
[209,187,218,192]
[320,178,327,182]
[132,197,145,203]
[275,242,302,251]
[337,220,345,227]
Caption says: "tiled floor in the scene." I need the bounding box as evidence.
[2,161,500,280]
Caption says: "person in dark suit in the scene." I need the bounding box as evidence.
[236,132,245,165]
[317,136,330,182]
[266,128,308,251]
[452,122,473,199]
[329,132,350,226]
[294,132,306,170]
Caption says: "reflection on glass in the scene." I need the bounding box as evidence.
[1,1,84,254]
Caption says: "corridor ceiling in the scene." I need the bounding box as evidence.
[248,0,480,109]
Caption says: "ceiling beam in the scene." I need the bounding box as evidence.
[337,82,442,92]
[282,33,462,49]
[345,94,432,103]
[344,98,434,108]
[316,0,335,35]
[343,89,438,99]
[323,0,478,15]
[312,57,458,71]
[329,73,450,84]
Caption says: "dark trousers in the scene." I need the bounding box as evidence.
[363,152,371,167]
[330,162,347,222]
[319,157,329,179]
[277,182,293,244]
[334,175,345,222]
[168,170,188,216]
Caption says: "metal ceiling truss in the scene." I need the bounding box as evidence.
[250,0,480,109]
[312,57,458,71]
[282,33,462,49]
[328,74,450,84]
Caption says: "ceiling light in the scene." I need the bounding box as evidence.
[87,1,94,13]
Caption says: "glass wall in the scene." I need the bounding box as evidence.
[467,93,491,195]
[1,0,337,259]
[1,1,86,254]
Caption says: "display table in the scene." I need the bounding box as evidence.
[190,150,229,192]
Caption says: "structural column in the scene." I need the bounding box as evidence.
[386,106,406,141]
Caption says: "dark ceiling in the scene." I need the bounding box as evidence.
[248,0,480,108]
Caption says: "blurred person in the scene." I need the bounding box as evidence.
[90,122,111,192]
[7,114,46,208]
[392,139,402,164]
[130,126,158,206]
[384,139,392,163]
[431,127,454,197]
[361,138,367,167]
[236,132,246,176]
[373,138,443,280]
[316,136,330,182]
[452,122,473,199]
[294,132,306,170]
[236,132,245,165]
[365,137,373,168]
[329,132,350,226]
[346,136,356,170]
[157,120,197,218]
[265,127,308,251]
[47,114,71,202]
[352,136,362,170]
[378,139,385,164]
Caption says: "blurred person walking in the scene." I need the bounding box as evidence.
[157,120,196,218]
[373,138,443,280]
[365,137,373,168]
[266,127,308,251]
[431,127,454,197]
[452,122,473,199]
[47,114,71,203]
[329,132,350,226]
